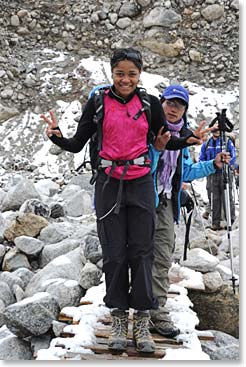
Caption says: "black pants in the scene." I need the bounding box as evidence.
[95,171,158,311]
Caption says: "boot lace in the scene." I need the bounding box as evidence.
[134,317,151,339]
[111,315,127,337]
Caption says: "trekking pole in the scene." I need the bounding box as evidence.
[209,109,237,294]
[190,182,213,254]
[210,175,213,228]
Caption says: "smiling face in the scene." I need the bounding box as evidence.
[112,60,141,99]
[162,98,187,124]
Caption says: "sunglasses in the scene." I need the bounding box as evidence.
[165,99,187,110]
[111,50,142,66]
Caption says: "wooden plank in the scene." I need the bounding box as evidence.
[64,352,159,360]
[58,314,79,325]
[94,327,182,345]
[195,330,215,341]
[150,333,183,345]
[79,300,93,305]
[60,332,75,338]
[54,343,66,349]
[197,335,215,341]
[58,315,73,322]
[82,342,165,358]
[95,337,183,350]
[95,337,135,347]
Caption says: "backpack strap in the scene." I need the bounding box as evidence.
[93,88,108,151]
[205,136,212,151]
[90,87,153,185]
[136,87,153,144]
[205,136,233,160]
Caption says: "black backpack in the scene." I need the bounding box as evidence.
[78,86,153,184]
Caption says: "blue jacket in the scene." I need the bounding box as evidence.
[199,136,236,170]
[150,125,217,223]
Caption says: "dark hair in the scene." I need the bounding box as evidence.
[110,48,143,71]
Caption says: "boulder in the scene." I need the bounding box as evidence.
[188,284,239,338]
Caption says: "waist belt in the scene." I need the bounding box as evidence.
[99,155,151,169]
[99,154,150,217]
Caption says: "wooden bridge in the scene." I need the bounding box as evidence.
[50,291,214,361]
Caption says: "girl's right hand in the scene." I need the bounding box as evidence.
[154,127,171,151]
[40,111,62,138]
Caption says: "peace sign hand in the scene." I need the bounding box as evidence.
[40,111,62,138]
[186,120,218,145]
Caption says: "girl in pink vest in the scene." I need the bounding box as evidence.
[41,48,206,353]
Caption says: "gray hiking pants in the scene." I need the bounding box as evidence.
[150,198,175,322]
[207,171,235,226]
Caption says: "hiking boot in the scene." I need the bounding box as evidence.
[133,311,155,353]
[108,309,128,351]
[202,211,209,220]
[149,319,180,338]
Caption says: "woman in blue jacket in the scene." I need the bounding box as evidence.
[150,85,231,338]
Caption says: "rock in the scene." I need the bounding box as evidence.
[79,262,102,289]
[201,5,225,22]
[4,213,48,242]
[202,270,223,292]
[30,334,53,358]
[34,179,60,197]
[180,248,219,273]
[140,38,184,57]
[39,238,81,268]
[0,271,25,292]
[19,199,51,219]
[2,247,31,271]
[63,190,92,217]
[0,281,16,306]
[13,283,25,302]
[14,235,44,256]
[52,320,67,337]
[50,203,65,218]
[0,103,19,123]
[12,268,34,289]
[0,178,41,212]
[38,222,75,245]
[3,292,60,338]
[188,284,239,338]
[119,3,139,18]
[0,330,32,360]
[143,8,181,28]
[200,330,239,360]
[24,247,86,298]
[45,279,85,309]
[0,243,6,263]
[84,235,102,264]
[0,299,5,327]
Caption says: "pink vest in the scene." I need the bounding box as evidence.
[99,93,150,180]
